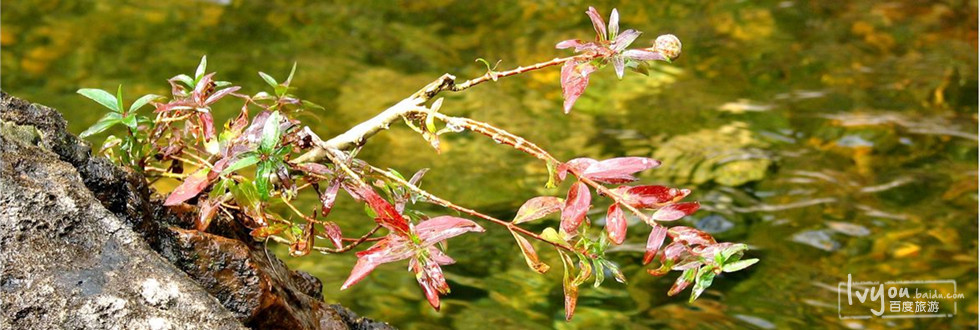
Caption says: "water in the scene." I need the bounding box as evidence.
[3,1,977,328]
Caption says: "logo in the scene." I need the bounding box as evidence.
[839,274,964,319]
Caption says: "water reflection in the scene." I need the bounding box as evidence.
[2,0,976,328]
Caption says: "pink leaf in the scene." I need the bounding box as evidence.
[643,225,668,265]
[192,73,215,104]
[651,201,700,221]
[557,157,597,181]
[198,112,216,141]
[319,178,341,217]
[619,185,691,209]
[612,56,625,79]
[582,157,660,184]
[585,6,607,40]
[560,182,591,233]
[204,86,241,105]
[556,39,584,49]
[513,196,564,224]
[415,216,485,246]
[164,169,211,206]
[560,60,596,114]
[610,29,641,52]
[670,226,716,246]
[295,163,333,175]
[622,49,667,62]
[605,204,628,245]
[323,221,343,249]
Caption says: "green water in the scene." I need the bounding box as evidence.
[3,1,977,328]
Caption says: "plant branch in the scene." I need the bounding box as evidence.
[366,165,595,258]
[293,54,590,163]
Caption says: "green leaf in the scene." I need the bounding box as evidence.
[222,154,261,175]
[285,62,297,86]
[209,178,230,200]
[258,72,278,88]
[301,100,324,110]
[274,85,288,97]
[600,259,627,284]
[559,251,579,321]
[79,112,122,138]
[259,111,282,153]
[173,74,194,88]
[723,258,758,273]
[592,258,605,288]
[115,85,125,115]
[255,161,272,200]
[129,94,161,113]
[195,55,208,80]
[690,267,716,303]
[540,227,566,246]
[511,231,550,274]
[121,113,138,130]
[77,88,121,113]
[545,161,559,189]
[229,180,261,210]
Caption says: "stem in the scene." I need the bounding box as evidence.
[313,225,383,254]
[413,112,672,239]
[294,54,591,163]
[367,165,595,258]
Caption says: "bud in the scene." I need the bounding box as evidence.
[654,34,682,61]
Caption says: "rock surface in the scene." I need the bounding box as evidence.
[0,92,391,329]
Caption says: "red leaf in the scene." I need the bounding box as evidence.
[581,157,660,184]
[560,182,591,234]
[557,158,597,181]
[322,221,343,249]
[560,60,596,114]
[341,235,414,290]
[619,185,690,209]
[643,225,668,265]
[350,185,411,236]
[605,204,628,245]
[513,196,563,224]
[164,169,211,206]
[667,268,696,296]
[670,226,716,246]
[651,201,700,222]
[411,257,450,311]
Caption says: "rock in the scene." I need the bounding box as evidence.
[0,91,391,329]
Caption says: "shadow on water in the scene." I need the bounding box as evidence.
[2,1,977,328]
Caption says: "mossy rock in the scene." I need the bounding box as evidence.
[651,122,772,186]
